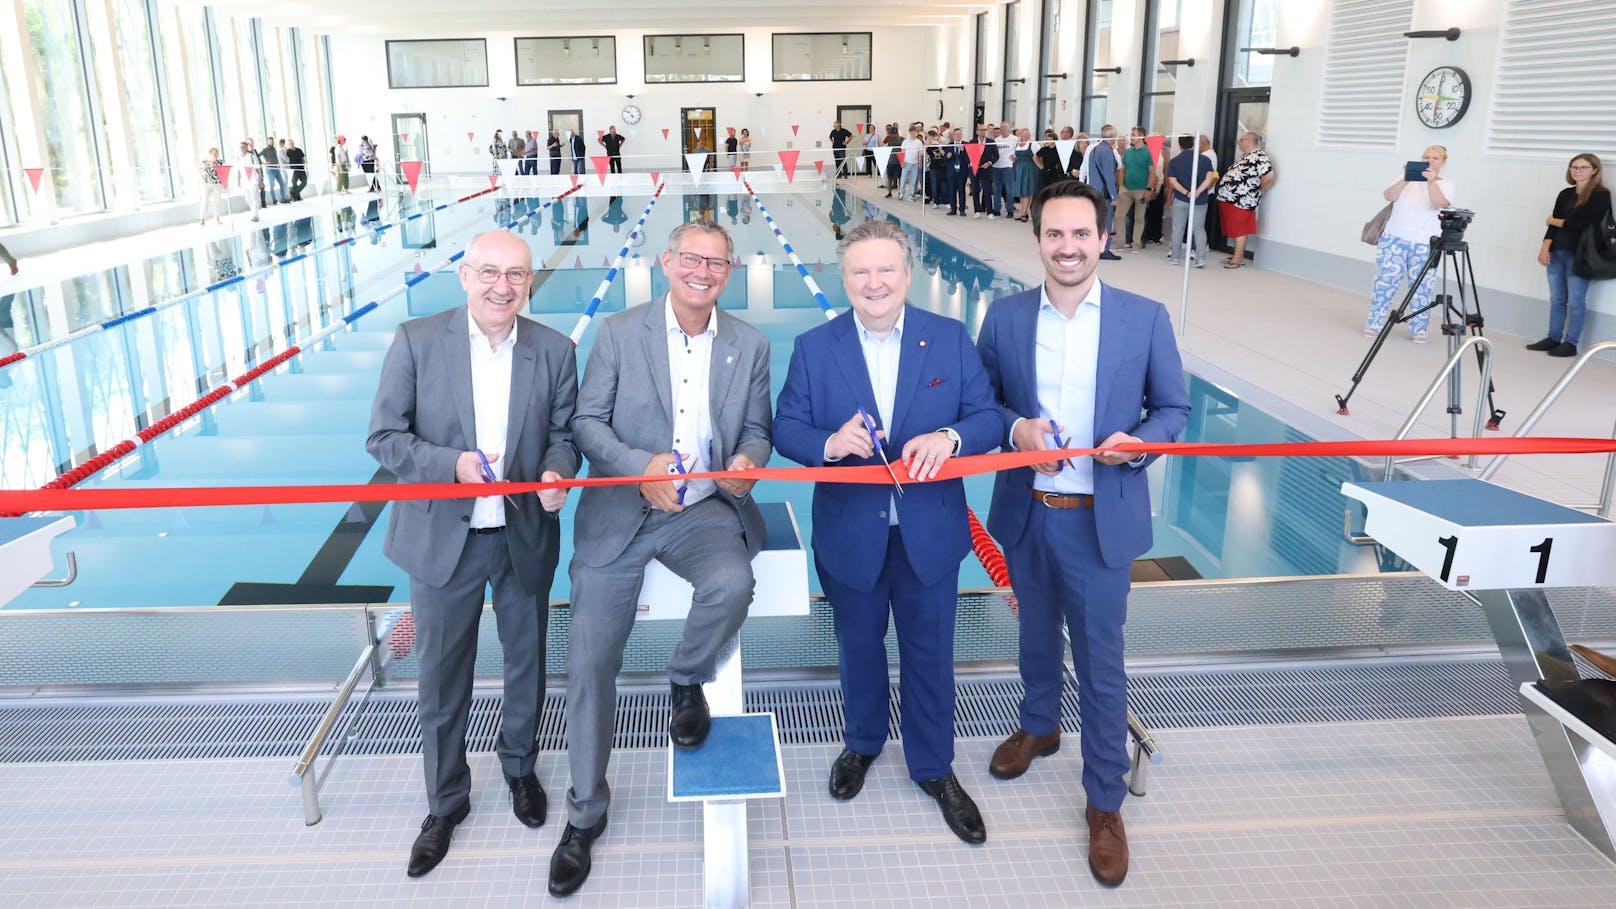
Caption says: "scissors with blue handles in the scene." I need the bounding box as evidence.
[1047,424,1083,474]
[670,450,689,505]
[475,448,520,510]
[857,406,904,496]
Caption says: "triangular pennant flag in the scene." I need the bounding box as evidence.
[574,255,583,269]
[597,130,605,142]
[685,152,708,183]
[244,165,257,181]
[896,151,907,168]
[603,255,612,267]
[727,126,735,137]
[814,160,826,176]
[791,124,800,137]
[871,146,892,175]
[732,167,743,181]
[570,173,580,189]
[651,170,661,185]
[351,264,359,274]
[693,127,702,140]
[412,262,424,275]
[488,174,500,189]
[1055,138,1077,171]
[964,142,984,174]
[211,165,231,187]
[592,155,611,185]
[401,161,423,193]
[400,132,410,143]
[24,167,45,192]
[1145,134,1166,162]
[778,149,800,183]
[661,128,670,140]
[855,123,865,135]
[467,131,475,143]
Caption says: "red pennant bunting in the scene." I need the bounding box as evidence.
[400,132,410,143]
[488,174,500,189]
[412,262,424,275]
[570,173,580,189]
[351,264,359,274]
[24,167,45,192]
[603,255,612,267]
[791,124,800,137]
[596,129,605,142]
[244,165,256,182]
[467,131,475,143]
[591,155,611,185]
[661,128,670,140]
[964,142,984,174]
[896,151,906,168]
[401,161,423,193]
[732,167,743,181]
[855,123,865,135]
[778,149,800,183]
[212,165,231,187]
[814,160,826,176]
[574,256,583,269]
[1145,134,1166,162]
[651,170,661,185]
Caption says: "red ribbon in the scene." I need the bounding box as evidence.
[2,437,1611,514]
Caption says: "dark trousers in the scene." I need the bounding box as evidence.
[608,155,623,174]
[289,170,307,201]
[947,169,968,213]
[550,156,561,176]
[819,526,959,782]
[833,148,848,177]
[1003,504,1132,812]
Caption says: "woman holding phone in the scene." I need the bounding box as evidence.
[1530,154,1611,357]
[1365,145,1454,341]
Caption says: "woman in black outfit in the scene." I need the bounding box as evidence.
[1529,153,1611,357]
[1035,130,1065,194]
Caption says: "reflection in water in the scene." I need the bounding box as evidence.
[603,196,627,233]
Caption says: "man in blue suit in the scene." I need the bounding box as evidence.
[976,180,1190,886]
[775,220,1002,843]
[1085,126,1124,260]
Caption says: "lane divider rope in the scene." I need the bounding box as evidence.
[568,183,666,345]
[742,178,836,321]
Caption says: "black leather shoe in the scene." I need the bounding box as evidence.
[1526,336,1558,351]
[918,773,987,844]
[1549,341,1579,358]
[547,816,609,897]
[827,748,878,801]
[669,681,711,749]
[406,802,470,877]
[504,772,548,828]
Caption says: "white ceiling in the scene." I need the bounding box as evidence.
[188,0,1003,34]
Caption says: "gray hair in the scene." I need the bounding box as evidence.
[1100,124,1118,139]
[837,220,912,268]
[667,219,734,259]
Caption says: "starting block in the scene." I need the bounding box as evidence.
[0,515,76,608]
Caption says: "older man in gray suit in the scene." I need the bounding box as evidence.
[367,230,579,878]
[547,219,772,898]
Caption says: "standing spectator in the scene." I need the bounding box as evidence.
[945,127,970,216]
[1198,135,1218,173]
[991,122,1016,219]
[724,129,739,170]
[569,130,586,176]
[1086,126,1122,260]
[260,137,284,205]
[737,129,751,171]
[601,126,627,174]
[523,134,541,176]
[199,147,225,225]
[1035,130,1065,194]
[1142,137,1170,246]
[971,124,998,217]
[882,125,903,197]
[1530,153,1611,357]
[357,136,381,192]
[899,125,924,202]
[286,139,307,202]
[510,135,528,174]
[547,130,562,175]
[1011,128,1038,221]
[925,129,947,206]
[830,121,852,178]
[508,130,524,159]
[233,140,263,222]
[330,135,351,193]
[1365,146,1454,341]
[489,130,508,177]
[1214,132,1275,268]
[863,126,881,178]
[1115,127,1157,252]
[278,139,292,200]
[1166,134,1215,268]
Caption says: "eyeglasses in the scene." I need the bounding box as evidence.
[1570,165,1595,172]
[470,266,533,284]
[673,251,731,272]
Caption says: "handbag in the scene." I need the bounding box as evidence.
[1361,203,1393,245]
[1574,205,1616,280]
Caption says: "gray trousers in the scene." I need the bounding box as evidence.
[411,530,553,816]
[1170,199,1209,262]
[564,497,756,827]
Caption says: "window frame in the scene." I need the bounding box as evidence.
[642,33,746,84]
[384,38,490,90]
[514,36,619,86]
[769,32,872,82]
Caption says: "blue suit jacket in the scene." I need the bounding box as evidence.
[774,306,1002,591]
[1087,140,1119,200]
[976,283,1190,569]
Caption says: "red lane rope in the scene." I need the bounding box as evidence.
[3,436,1611,514]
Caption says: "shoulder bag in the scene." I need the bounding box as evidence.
[1361,203,1393,246]
[1574,204,1616,281]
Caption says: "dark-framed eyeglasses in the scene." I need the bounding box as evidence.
[470,266,534,284]
[673,251,731,272]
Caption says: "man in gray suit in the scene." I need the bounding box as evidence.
[547,220,772,898]
[367,230,580,878]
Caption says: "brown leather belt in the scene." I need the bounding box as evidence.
[1030,489,1094,509]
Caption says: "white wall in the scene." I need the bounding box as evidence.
[327,26,944,178]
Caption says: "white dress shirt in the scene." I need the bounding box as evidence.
[835,309,905,525]
[1011,280,1104,495]
[469,319,517,528]
[665,295,718,507]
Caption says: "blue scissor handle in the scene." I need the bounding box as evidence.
[671,450,688,504]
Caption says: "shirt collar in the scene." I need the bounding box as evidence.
[853,306,905,344]
[1038,279,1104,317]
[664,294,718,339]
[469,315,518,350]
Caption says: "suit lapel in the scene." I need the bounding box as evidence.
[504,323,537,468]
[829,313,879,418]
[445,308,477,448]
[641,300,674,423]
[889,307,930,436]
[1011,291,1040,416]
[1093,283,1127,429]
[709,311,742,423]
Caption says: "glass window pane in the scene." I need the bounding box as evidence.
[1230,0,1279,88]
[214,17,248,143]
[0,44,29,225]
[772,34,871,81]
[261,25,291,142]
[22,0,106,214]
[1146,94,1175,135]
[643,35,743,83]
[112,0,174,203]
[1148,0,1184,93]
[386,39,489,89]
[516,37,617,85]
[1002,0,1020,119]
[1082,0,1114,133]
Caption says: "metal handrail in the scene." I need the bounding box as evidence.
[1478,340,1616,518]
[1383,335,1495,479]
[30,552,77,587]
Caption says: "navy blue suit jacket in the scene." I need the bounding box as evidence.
[774,306,1001,591]
[1087,140,1119,201]
[976,283,1191,569]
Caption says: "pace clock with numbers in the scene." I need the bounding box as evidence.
[1414,66,1471,129]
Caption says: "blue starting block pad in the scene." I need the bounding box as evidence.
[668,713,785,802]
[1342,479,1616,591]
[0,515,75,608]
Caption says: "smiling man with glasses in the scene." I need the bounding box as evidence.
[550,219,773,897]
[367,229,580,879]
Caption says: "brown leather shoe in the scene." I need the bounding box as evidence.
[989,728,1060,780]
[1572,644,1616,679]
[1085,804,1129,887]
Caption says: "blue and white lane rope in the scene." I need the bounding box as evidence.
[568,182,667,345]
[742,178,836,322]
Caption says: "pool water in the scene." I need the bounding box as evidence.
[1,186,1383,610]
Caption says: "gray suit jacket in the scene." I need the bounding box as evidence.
[366,307,580,591]
[571,300,773,568]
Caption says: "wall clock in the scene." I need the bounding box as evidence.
[1415,66,1470,129]
[621,104,642,126]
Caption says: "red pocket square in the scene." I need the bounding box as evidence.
[928,378,943,387]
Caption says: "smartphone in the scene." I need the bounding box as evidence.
[1404,161,1428,182]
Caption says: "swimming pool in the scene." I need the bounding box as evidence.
[0,184,1386,611]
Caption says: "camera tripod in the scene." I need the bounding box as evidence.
[1334,233,1506,434]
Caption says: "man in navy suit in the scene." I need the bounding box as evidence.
[774,220,1001,843]
[976,180,1190,886]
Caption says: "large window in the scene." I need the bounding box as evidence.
[1080,0,1114,133]
[1226,0,1279,89]
[1035,0,1060,131]
[771,33,871,81]
[1139,0,1184,133]
[111,0,175,203]
[0,48,28,225]
[1001,1,1021,125]
[22,0,107,214]
[643,35,743,83]
[973,12,990,127]
[386,39,489,89]
[516,37,617,85]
